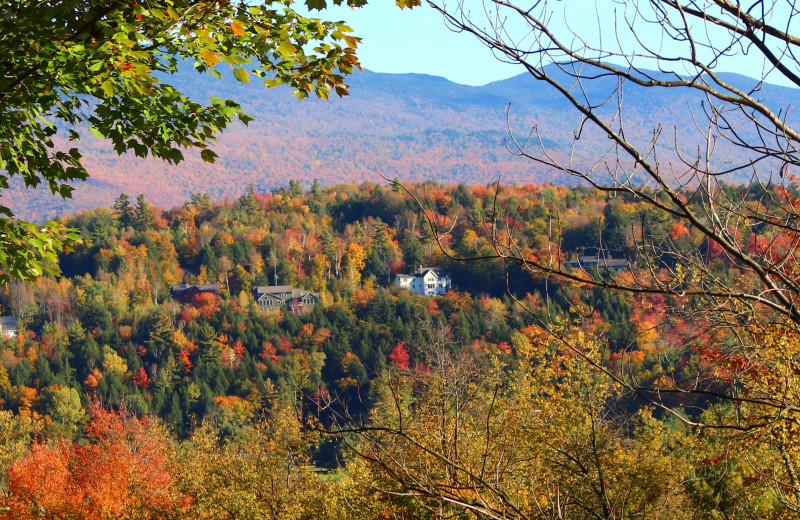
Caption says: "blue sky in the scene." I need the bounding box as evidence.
[316,1,797,88]
[319,2,524,86]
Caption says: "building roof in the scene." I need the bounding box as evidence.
[254,286,318,300]
[417,266,446,275]
[0,316,20,330]
[569,256,628,268]
[254,285,294,294]
[399,267,450,279]
[170,284,220,293]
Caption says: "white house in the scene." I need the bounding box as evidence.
[395,267,452,296]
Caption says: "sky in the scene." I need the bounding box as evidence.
[317,1,524,86]
[314,1,799,89]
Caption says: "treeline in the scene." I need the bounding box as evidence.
[0,180,795,518]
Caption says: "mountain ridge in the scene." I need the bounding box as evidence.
[11,64,800,221]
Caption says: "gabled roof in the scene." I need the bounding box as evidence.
[417,266,445,276]
[254,285,295,296]
[397,267,451,281]
[254,286,318,300]
[420,269,442,279]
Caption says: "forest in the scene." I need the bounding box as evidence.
[0,180,797,519]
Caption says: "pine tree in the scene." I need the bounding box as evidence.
[145,309,173,361]
[238,185,259,218]
[288,179,303,199]
[113,193,134,228]
[132,194,154,232]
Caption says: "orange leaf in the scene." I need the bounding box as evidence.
[198,48,219,67]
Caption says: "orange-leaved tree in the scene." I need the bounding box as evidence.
[4,404,186,520]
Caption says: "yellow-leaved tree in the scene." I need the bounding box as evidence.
[337,326,786,519]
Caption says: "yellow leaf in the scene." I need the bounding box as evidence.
[278,39,297,56]
[196,29,216,45]
[199,49,219,67]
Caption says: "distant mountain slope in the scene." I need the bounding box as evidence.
[12,64,800,220]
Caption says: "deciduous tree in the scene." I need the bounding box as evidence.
[0,0,363,281]
[402,0,800,513]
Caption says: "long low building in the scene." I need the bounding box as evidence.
[253,286,319,313]
[568,255,628,272]
[170,284,221,302]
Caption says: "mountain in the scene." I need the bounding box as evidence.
[11,64,800,221]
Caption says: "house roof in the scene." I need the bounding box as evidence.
[0,316,20,330]
[400,267,450,279]
[417,266,445,275]
[420,269,442,279]
[255,285,294,295]
[170,284,220,294]
[254,286,318,300]
[569,256,628,268]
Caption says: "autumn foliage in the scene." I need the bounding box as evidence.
[4,405,185,520]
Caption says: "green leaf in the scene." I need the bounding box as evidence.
[263,78,282,88]
[238,113,255,126]
[306,0,327,10]
[100,79,115,97]
[200,149,218,163]
[233,68,250,84]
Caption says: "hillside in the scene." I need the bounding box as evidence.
[12,64,800,220]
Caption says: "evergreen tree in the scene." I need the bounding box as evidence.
[68,321,100,382]
[145,309,173,361]
[113,193,134,228]
[238,185,259,218]
[133,194,154,232]
[311,178,323,200]
[288,179,303,198]
[309,179,324,214]
[401,230,424,273]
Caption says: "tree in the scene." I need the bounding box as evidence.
[145,308,175,360]
[0,0,363,282]
[4,405,185,520]
[132,194,154,232]
[113,193,134,229]
[344,242,366,289]
[408,0,800,423]
[385,0,800,513]
[177,399,342,520]
[340,328,713,520]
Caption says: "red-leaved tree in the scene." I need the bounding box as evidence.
[4,404,187,520]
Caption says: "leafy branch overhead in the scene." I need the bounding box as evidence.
[0,0,380,282]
